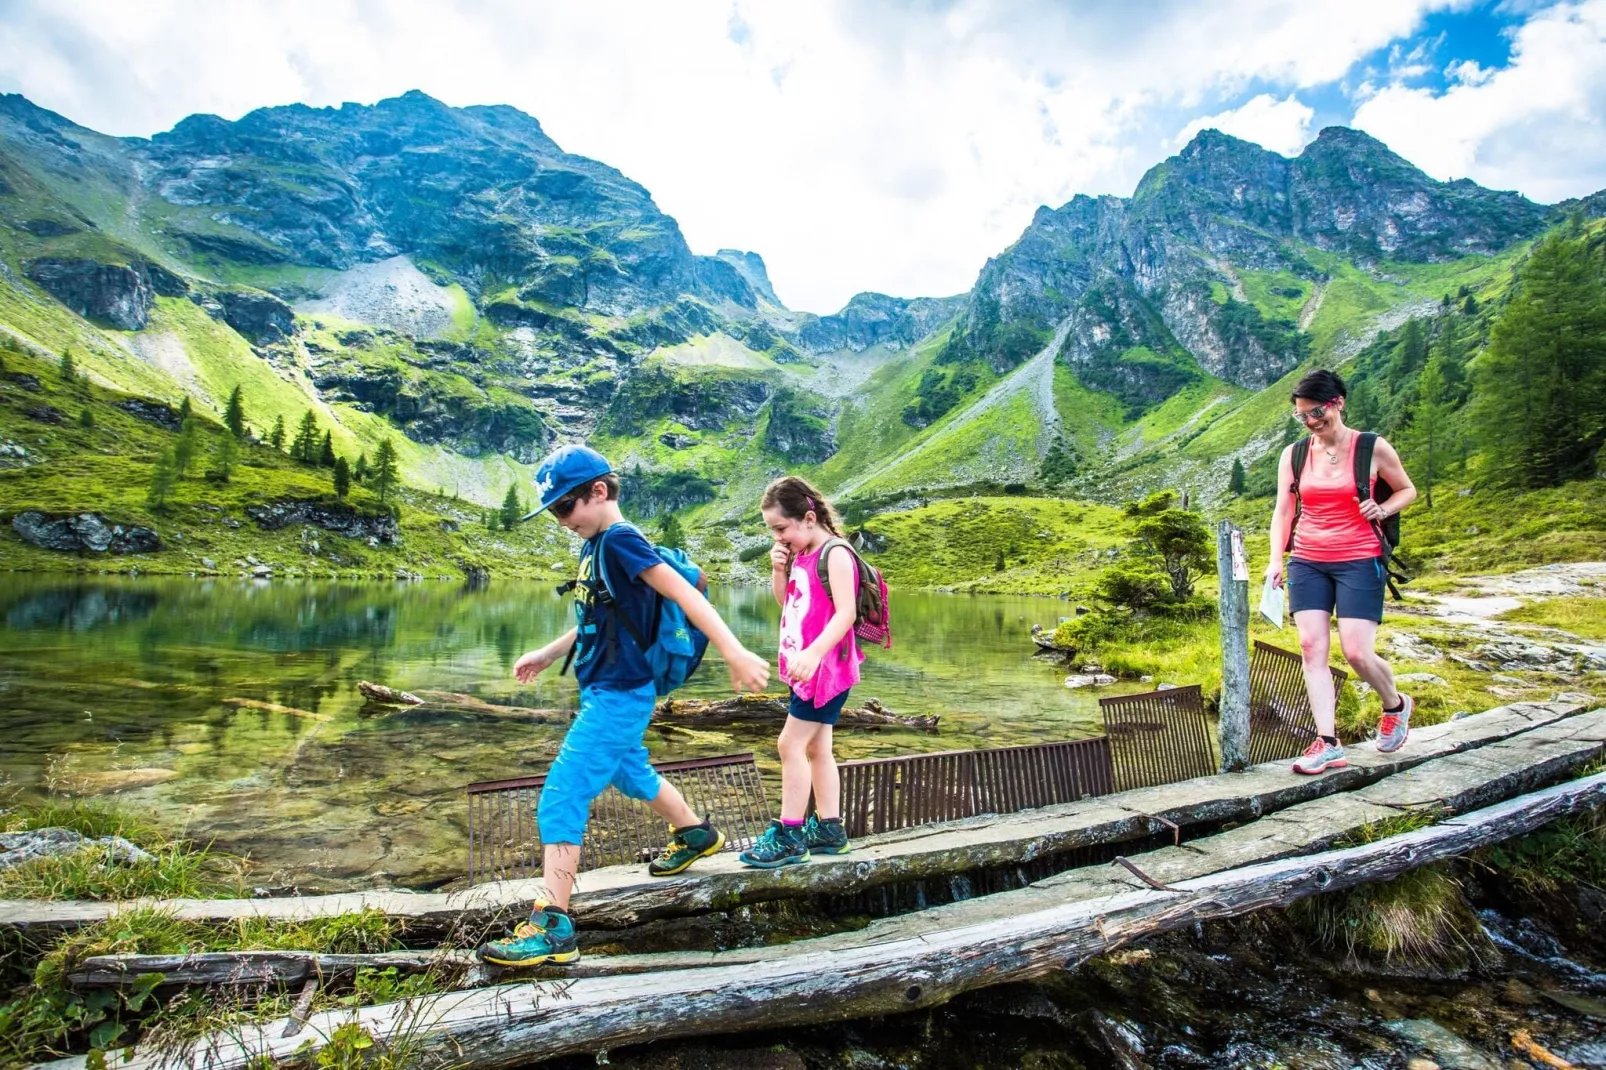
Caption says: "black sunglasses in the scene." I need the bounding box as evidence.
[549,490,585,519]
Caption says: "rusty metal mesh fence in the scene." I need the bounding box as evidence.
[834,736,1116,840]
[1099,685,1217,792]
[1247,640,1349,766]
[466,753,770,886]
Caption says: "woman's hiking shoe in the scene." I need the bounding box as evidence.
[1292,739,1348,776]
[802,814,850,855]
[648,821,725,877]
[739,820,809,868]
[1376,694,1413,754]
[476,902,578,967]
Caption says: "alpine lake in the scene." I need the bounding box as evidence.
[0,574,1136,891]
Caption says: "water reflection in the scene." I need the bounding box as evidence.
[0,575,1118,890]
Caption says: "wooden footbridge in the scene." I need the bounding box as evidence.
[8,696,1605,1069]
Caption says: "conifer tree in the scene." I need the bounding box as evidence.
[269,414,286,452]
[485,509,498,532]
[291,411,320,463]
[78,407,94,430]
[173,418,202,478]
[319,430,336,468]
[178,395,192,423]
[146,448,177,510]
[660,512,685,550]
[333,456,352,499]
[372,438,399,503]
[499,485,522,531]
[212,428,239,482]
[1227,457,1246,496]
[354,452,369,484]
[59,348,76,382]
[224,386,247,440]
[1473,233,1606,487]
[1404,350,1456,508]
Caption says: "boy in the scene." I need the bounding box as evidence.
[478,444,770,967]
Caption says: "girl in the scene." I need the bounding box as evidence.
[1266,369,1418,776]
[739,476,860,867]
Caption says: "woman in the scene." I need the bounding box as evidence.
[1265,369,1417,775]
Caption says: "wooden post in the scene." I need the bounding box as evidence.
[1216,519,1250,772]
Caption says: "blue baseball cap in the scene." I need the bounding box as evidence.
[522,444,613,520]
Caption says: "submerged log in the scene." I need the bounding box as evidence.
[81,771,1606,1069]
[357,681,572,725]
[654,694,938,731]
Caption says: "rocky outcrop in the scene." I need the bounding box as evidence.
[116,398,183,431]
[215,288,295,344]
[618,469,718,519]
[763,387,835,463]
[11,511,163,554]
[246,499,399,543]
[24,258,151,330]
[602,366,772,435]
[798,292,965,353]
[0,827,153,870]
[714,249,782,306]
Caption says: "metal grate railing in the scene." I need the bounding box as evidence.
[1099,684,1217,792]
[1247,640,1349,766]
[465,753,771,886]
[834,736,1116,839]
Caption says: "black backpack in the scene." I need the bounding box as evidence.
[1289,431,1411,599]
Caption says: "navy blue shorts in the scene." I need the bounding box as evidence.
[789,688,850,726]
[1288,556,1386,623]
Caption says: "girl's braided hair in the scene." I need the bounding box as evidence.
[760,475,842,536]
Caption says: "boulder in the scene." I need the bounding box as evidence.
[116,398,183,431]
[23,404,65,424]
[0,827,153,870]
[1396,672,1449,687]
[216,288,295,345]
[10,511,164,554]
[1064,673,1117,689]
[246,499,399,543]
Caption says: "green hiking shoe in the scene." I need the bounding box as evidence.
[648,821,725,876]
[739,819,810,869]
[476,902,579,967]
[802,814,851,855]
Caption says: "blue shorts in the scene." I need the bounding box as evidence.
[536,681,662,846]
[789,688,850,726]
[1288,556,1386,623]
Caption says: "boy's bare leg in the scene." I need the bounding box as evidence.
[541,843,581,911]
[645,778,700,828]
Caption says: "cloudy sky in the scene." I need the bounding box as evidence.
[2,0,1603,313]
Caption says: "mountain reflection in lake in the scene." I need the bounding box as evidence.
[0,575,1121,890]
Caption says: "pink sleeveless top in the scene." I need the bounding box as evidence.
[778,542,863,705]
[1292,432,1382,562]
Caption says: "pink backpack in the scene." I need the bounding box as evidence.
[815,537,892,649]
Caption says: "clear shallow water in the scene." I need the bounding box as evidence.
[0,576,1126,890]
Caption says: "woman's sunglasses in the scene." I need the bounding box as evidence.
[1291,403,1335,424]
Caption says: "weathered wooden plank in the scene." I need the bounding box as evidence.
[0,701,1587,935]
[68,949,476,988]
[79,772,1606,1070]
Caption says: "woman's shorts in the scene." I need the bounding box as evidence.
[1288,556,1386,623]
[789,688,851,726]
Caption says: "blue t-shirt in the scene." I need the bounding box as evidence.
[571,523,663,690]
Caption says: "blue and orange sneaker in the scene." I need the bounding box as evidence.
[476,902,579,967]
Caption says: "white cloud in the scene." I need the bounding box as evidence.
[1173,93,1316,156]
[1350,0,1606,203]
[0,0,1464,312]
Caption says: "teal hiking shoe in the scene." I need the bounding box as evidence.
[802,814,851,855]
[739,820,809,869]
[648,821,725,877]
[1376,694,1413,754]
[476,902,579,967]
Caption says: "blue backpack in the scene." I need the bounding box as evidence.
[562,522,710,696]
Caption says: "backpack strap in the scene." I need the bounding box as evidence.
[1351,431,1410,599]
[594,522,659,652]
[1285,437,1311,556]
[814,538,859,600]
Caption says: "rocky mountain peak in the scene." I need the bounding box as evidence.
[715,249,783,307]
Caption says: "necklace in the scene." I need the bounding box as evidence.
[1321,431,1350,466]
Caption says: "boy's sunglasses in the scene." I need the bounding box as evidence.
[1291,403,1334,424]
[549,489,585,519]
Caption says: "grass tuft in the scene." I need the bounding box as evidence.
[1291,864,1486,968]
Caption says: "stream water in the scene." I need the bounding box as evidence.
[0,575,1119,890]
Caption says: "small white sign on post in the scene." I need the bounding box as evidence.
[1230,529,1249,583]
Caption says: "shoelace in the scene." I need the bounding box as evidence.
[1379,713,1401,735]
[510,917,547,940]
[653,833,690,864]
[1302,739,1328,757]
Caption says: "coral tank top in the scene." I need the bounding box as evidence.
[1291,432,1382,563]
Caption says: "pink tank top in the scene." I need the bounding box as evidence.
[778,542,863,705]
[1292,432,1382,562]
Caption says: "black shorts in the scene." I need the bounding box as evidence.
[789,688,851,726]
[1288,556,1386,622]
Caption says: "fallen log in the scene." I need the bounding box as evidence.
[70,949,475,989]
[653,693,938,731]
[0,701,1586,935]
[83,770,1606,1069]
[358,681,572,725]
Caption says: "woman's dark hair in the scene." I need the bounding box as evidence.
[761,476,841,535]
[1291,369,1347,405]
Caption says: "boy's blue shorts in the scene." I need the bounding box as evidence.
[536,681,662,846]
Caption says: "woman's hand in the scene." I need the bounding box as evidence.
[770,543,791,572]
[514,647,555,683]
[1264,559,1284,590]
[1358,498,1389,522]
[785,647,822,686]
